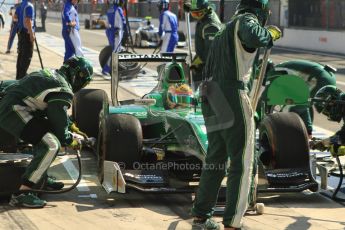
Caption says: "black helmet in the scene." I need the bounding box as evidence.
[158,0,169,11]
[314,85,344,122]
[237,0,270,26]
[59,56,93,93]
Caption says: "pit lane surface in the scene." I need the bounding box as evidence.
[1,19,345,230]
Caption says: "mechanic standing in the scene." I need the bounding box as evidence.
[15,0,35,80]
[312,85,345,157]
[157,0,178,53]
[261,60,337,137]
[0,11,4,29]
[191,0,282,229]
[0,57,93,208]
[40,2,48,31]
[102,0,126,75]
[6,5,18,54]
[62,0,83,61]
[186,0,223,87]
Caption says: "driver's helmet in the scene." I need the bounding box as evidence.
[190,0,209,20]
[236,0,270,26]
[58,56,93,93]
[158,0,169,11]
[166,83,193,109]
[314,85,344,122]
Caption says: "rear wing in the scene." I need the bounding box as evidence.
[111,53,188,106]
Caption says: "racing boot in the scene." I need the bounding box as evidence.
[192,218,220,230]
[44,175,64,190]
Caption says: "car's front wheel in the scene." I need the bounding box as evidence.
[98,114,143,182]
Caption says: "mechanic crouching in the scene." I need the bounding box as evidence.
[312,85,345,156]
[0,57,93,208]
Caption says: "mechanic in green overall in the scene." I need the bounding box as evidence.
[185,0,223,88]
[0,56,93,208]
[191,0,281,229]
[260,60,337,137]
[312,85,345,156]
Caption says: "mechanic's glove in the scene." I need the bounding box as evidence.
[267,25,282,42]
[68,139,82,151]
[310,140,328,151]
[70,122,88,139]
[330,144,345,157]
[190,56,203,70]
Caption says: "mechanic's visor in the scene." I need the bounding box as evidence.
[190,9,207,20]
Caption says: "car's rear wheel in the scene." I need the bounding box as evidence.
[98,114,142,182]
[98,46,141,79]
[259,112,310,169]
[72,89,108,138]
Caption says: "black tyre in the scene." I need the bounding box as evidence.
[259,112,310,169]
[99,45,113,69]
[0,128,17,153]
[98,114,142,180]
[72,89,108,138]
[98,47,141,79]
[85,19,90,29]
[178,31,186,41]
[0,154,31,197]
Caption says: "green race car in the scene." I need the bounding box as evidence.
[73,52,318,195]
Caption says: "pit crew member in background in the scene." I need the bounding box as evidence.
[15,0,35,80]
[40,2,48,31]
[157,0,178,53]
[191,0,282,229]
[185,0,223,87]
[0,11,4,29]
[312,85,345,156]
[260,59,337,137]
[62,0,83,61]
[102,0,126,75]
[6,5,18,54]
[0,56,93,208]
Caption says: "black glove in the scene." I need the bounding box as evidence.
[183,3,191,12]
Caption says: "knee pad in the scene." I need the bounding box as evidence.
[20,117,52,145]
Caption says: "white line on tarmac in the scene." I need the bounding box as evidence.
[313,125,333,136]
[59,155,90,192]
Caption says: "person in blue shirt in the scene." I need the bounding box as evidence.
[15,0,35,80]
[102,0,126,75]
[62,0,83,61]
[157,0,178,53]
[6,5,18,54]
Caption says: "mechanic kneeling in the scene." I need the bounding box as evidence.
[313,85,345,156]
[0,56,93,208]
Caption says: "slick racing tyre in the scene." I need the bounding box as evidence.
[98,114,142,182]
[0,154,32,197]
[99,46,141,79]
[259,112,309,169]
[72,89,108,138]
